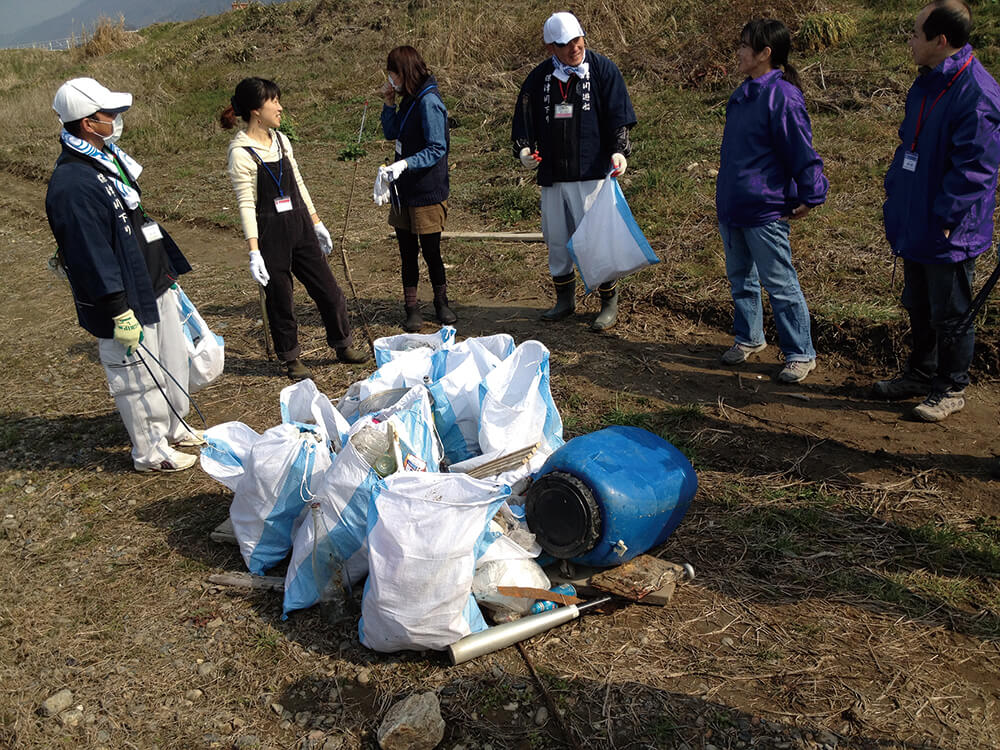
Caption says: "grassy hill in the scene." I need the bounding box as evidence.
[4,0,1000,369]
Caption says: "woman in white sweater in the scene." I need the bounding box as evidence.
[221,77,367,380]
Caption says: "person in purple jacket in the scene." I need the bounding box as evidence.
[877,0,1000,422]
[716,19,828,384]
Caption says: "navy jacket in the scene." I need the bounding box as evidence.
[513,50,636,186]
[716,69,828,228]
[46,144,191,338]
[883,45,1000,264]
[381,75,449,206]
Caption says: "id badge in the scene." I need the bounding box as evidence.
[141,222,163,242]
[902,151,919,172]
[395,139,403,156]
[554,103,574,119]
[274,196,293,213]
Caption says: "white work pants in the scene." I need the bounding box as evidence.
[98,287,192,471]
[540,179,605,277]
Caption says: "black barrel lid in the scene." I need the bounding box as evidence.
[525,471,602,558]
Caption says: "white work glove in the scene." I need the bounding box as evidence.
[519,146,541,169]
[374,166,391,206]
[610,153,627,177]
[314,221,333,255]
[387,159,408,181]
[248,249,270,287]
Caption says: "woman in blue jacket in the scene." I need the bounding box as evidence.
[716,19,828,384]
[378,45,455,332]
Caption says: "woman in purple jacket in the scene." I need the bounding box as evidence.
[716,19,829,383]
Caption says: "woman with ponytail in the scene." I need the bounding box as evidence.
[715,19,828,384]
[221,77,368,381]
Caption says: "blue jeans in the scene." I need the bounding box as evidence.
[719,220,815,362]
[901,258,975,393]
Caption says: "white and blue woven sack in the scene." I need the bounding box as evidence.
[359,472,510,652]
[230,423,332,575]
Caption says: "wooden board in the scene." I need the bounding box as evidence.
[588,555,689,602]
[547,558,682,607]
[208,572,285,592]
[210,517,237,546]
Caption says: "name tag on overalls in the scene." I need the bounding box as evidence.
[274,196,293,213]
[141,222,163,242]
[395,139,403,157]
[902,151,918,172]
[554,103,574,119]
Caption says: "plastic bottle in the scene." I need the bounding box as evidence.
[529,583,577,614]
[350,425,398,477]
[310,503,346,623]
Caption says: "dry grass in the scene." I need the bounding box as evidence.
[74,16,143,59]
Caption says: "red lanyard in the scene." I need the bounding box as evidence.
[911,54,973,151]
[557,78,571,102]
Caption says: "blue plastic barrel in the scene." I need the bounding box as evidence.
[525,426,697,567]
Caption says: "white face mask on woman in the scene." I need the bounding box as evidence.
[387,73,402,93]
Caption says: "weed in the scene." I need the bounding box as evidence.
[799,13,857,51]
[252,625,281,652]
[74,15,141,58]
[338,144,367,161]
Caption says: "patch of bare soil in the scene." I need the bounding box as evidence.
[1,174,997,749]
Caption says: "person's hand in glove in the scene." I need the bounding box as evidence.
[610,153,627,177]
[386,160,408,181]
[374,166,391,206]
[519,147,542,169]
[249,249,270,287]
[112,309,143,355]
[314,221,333,255]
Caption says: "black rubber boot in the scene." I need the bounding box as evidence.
[540,273,576,322]
[590,282,618,332]
[433,283,457,325]
[284,358,312,381]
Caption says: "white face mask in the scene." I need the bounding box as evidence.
[104,114,123,145]
[387,73,402,93]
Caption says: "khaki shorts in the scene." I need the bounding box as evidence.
[388,200,448,235]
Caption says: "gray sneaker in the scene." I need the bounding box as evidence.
[912,390,965,422]
[720,341,766,365]
[873,372,931,400]
[776,359,816,383]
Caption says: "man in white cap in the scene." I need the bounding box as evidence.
[512,11,637,331]
[46,77,201,472]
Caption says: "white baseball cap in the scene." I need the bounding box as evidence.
[543,12,585,44]
[52,77,132,123]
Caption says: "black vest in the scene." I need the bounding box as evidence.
[394,76,449,207]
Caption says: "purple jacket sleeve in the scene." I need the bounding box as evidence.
[769,87,828,207]
[933,99,1000,229]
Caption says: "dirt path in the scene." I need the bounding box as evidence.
[2,173,998,749]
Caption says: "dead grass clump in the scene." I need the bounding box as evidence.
[798,12,857,51]
[75,15,141,58]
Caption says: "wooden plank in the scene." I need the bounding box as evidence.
[387,231,545,242]
[210,517,238,546]
[589,556,691,602]
[547,560,682,607]
[443,231,544,242]
[208,572,285,592]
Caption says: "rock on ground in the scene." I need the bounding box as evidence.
[377,692,445,750]
[40,689,74,717]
